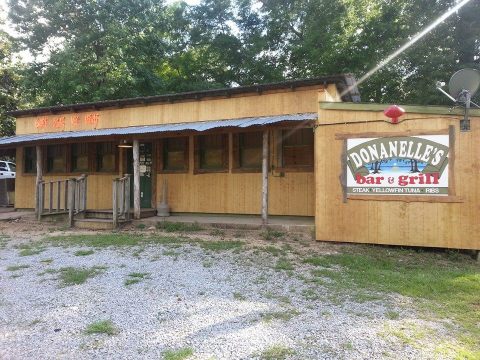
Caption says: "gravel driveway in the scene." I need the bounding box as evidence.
[0,223,450,359]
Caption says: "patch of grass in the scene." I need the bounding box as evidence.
[29,319,42,326]
[44,233,181,248]
[40,258,53,264]
[59,266,106,286]
[19,247,44,256]
[125,272,150,286]
[85,320,118,335]
[209,228,225,237]
[275,258,294,271]
[162,347,194,360]
[162,250,179,257]
[135,223,146,230]
[264,246,284,257]
[261,229,284,241]
[259,345,295,360]
[74,249,94,256]
[6,264,30,271]
[386,310,400,320]
[303,249,480,357]
[302,288,319,301]
[261,309,301,322]
[202,260,213,268]
[37,268,58,276]
[199,240,244,252]
[156,221,202,232]
[233,292,246,301]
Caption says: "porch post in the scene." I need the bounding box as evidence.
[133,139,141,219]
[261,130,269,225]
[35,145,43,216]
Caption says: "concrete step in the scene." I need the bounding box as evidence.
[85,209,156,219]
[74,218,129,230]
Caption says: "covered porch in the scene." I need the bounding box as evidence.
[1,113,317,228]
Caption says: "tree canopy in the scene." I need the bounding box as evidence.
[1,0,479,135]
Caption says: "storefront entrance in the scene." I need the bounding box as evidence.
[127,142,153,208]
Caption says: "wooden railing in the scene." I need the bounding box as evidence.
[112,174,131,227]
[36,174,87,226]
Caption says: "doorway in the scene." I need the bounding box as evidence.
[126,142,153,208]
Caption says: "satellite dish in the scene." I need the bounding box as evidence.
[436,68,480,131]
[448,68,480,100]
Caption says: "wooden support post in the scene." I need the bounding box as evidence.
[113,179,118,228]
[81,174,87,211]
[57,181,61,211]
[68,178,76,227]
[48,182,53,213]
[64,180,68,211]
[125,174,131,221]
[261,130,269,225]
[133,139,141,220]
[35,146,43,217]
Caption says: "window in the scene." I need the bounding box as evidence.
[71,143,89,172]
[0,162,7,171]
[195,134,228,172]
[281,128,314,169]
[233,132,263,171]
[24,147,36,174]
[159,137,188,172]
[46,145,67,173]
[8,163,16,172]
[96,142,116,172]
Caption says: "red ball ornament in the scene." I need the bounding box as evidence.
[384,105,405,124]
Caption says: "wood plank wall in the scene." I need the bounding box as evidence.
[14,86,328,215]
[315,105,480,250]
[15,85,332,134]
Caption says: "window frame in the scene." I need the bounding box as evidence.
[70,143,91,174]
[232,130,264,173]
[23,146,37,174]
[276,127,314,172]
[95,142,118,173]
[45,144,68,174]
[157,136,189,174]
[194,133,229,174]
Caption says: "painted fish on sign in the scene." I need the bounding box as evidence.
[346,135,449,196]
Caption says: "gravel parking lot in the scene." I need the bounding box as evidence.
[0,220,477,360]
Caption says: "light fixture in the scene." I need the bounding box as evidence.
[118,140,133,148]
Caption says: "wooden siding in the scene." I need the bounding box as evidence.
[157,172,314,216]
[315,106,480,250]
[15,128,316,216]
[15,85,334,135]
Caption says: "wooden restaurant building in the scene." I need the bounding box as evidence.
[1,74,479,251]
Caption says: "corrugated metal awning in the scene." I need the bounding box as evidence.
[0,113,317,147]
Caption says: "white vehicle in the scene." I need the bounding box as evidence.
[0,161,15,179]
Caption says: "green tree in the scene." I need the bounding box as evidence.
[0,28,18,137]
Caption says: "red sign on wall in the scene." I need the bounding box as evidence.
[35,113,100,130]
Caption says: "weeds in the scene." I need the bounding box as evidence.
[259,345,295,360]
[74,249,94,256]
[124,272,150,286]
[156,221,202,232]
[6,264,30,271]
[275,258,294,271]
[162,347,194,360]
[59,266,106,286]
[85,320,118,335]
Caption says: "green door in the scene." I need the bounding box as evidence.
[127,142,153,209]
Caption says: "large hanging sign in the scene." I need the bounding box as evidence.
[346,135,449,196]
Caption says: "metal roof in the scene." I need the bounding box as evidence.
[0,112,317,147]
[7,75,361,117]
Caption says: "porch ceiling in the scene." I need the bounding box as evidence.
[0,112,317,148]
